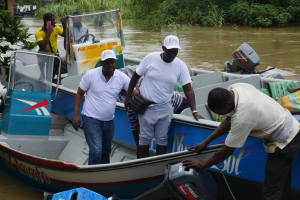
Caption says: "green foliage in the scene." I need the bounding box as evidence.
[15,0,36,6]
[35,0,300,31]
[227,1,299,26]
[209,6,225,27]
[35,0,138,19]
[142,12,164,32]
[232,24,240,32]
[0,9,36,69]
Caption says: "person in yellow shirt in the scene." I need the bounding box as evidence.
[35,13,66,81]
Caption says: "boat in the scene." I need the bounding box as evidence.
[0,50,223,199]
[1,9,300,199]
[51,63,300,199]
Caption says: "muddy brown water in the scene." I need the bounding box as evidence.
[1,18,300,199]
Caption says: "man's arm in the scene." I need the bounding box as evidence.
[60,17,67,37]
[72,87,86,131]
[182,146,236,171]
[37,26,53,49]
[182,83,203,121]
[124,72,141,110]
[189,116,231,153]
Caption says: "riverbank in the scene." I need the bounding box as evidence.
[17,17,300,74]
[34,0,300,31]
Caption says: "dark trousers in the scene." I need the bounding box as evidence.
[82,115,114,165]
[262,130,300,200]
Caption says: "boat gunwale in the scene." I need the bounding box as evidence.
[0,142,223,172]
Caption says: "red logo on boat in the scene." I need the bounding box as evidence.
[15,98,50,116]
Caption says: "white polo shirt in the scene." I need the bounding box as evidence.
[136,52,191,104]
[79,67,130,121]
[225,83,300,152]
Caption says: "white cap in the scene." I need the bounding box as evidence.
[101,50,117,61]
[163,35,181,49]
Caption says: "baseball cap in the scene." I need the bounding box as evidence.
[101,50,117,61]
[163,35,181,49]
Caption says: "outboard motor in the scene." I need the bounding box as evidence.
[224,43,260,74]
[134,163,217,200]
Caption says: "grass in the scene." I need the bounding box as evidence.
[232,24,240,32]
[34,0,138,19]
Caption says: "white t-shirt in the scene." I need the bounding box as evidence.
[136,52,191,104]
[225,83,300,151]
[79,67,130,121]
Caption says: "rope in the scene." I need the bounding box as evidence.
[218,165,236,200]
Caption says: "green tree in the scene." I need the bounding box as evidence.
[15,0,36,5]
[0,9,36,75]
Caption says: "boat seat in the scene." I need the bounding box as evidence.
[194,76,262,105]
[191,71,224,89]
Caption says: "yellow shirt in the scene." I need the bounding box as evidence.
[35,25,63,54]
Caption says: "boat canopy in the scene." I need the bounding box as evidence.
[66,9,125,76]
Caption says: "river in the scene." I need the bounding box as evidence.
[0,17,300,199]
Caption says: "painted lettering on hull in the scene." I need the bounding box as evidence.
[171,133,251,176]
[0,151,51,184]
[211,148,251,175]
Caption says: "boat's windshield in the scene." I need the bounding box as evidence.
[8,51,54,93]
[67,10,121,45]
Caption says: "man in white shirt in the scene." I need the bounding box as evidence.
[125,35,203,158]
[72,50,130,165]
[182,83,300,199]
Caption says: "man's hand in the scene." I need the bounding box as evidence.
[188,141,208,154]
[72,115,81,131]
[193,112,204,121]
[60,17,66,25]
[182,158,205,171]
[47,23,53,35]
[124,97,130,111]
[135,121,140,131]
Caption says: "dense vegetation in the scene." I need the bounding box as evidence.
[34,0,300,31]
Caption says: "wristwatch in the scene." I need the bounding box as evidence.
[192,110,198,113]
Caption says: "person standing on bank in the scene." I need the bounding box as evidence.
[72,50,130,165]
[35,13,66,81]
[182,83,300,200]
[124,35,203,158]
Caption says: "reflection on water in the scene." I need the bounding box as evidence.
[0,173,42,200]
[1,17,300,199]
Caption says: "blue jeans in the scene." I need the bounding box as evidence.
[82,115,114,165]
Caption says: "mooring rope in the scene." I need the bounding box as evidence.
[218,165,236,200]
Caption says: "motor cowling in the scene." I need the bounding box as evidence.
[225,43,260,74]
[134,163,217,200]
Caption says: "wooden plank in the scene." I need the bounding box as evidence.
[51,113,71,130]
[7,0,14,16]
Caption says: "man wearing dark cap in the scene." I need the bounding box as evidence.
[72,50,130,165]
[125,35,203,158]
